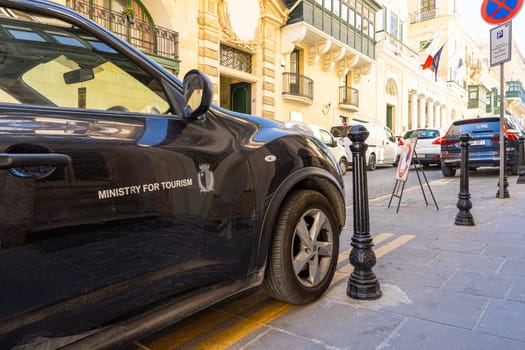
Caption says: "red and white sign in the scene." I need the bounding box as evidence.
[481,0,523,25]
[395,140,415,182]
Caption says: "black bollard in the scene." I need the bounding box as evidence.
[455,133,475,226]
[517,136,525,184]
[496,136,510,198]
[347,125,381,300]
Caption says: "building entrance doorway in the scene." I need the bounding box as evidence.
[387,104,395,131]
[231,82,251,114]
[220,76,252,114]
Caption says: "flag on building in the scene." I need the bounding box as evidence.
[422,53,434,70]
[455,57,466,82]
[431,44,445,81]
[421,31,442,70]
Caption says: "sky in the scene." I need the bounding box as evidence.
[462,4,525,54]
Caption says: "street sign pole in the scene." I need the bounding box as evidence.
[481,0,522,199]
[489,22,512,198]
[498,63,508,198]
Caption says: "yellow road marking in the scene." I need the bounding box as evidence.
[373,232,395,245]
[193,302,294,350]
[374,235,415,258]
[140,292,270,350]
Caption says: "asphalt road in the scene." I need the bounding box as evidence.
[345,164,445,202]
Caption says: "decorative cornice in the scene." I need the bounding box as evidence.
[352,64,372,84]
[281,24,307,54]
[337,54,359,77]
[308,40,331,65]
[323,48,346,72]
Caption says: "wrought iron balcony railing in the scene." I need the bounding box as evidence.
[282,72,314,101]
[410,8,438,23]
[339,86,359,108]
[66,0,178,60]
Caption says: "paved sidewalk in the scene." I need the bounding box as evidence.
[232,171,525,350]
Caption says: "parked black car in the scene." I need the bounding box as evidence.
[0,1,346,348]
[436,116,520,177]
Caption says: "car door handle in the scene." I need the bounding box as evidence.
[0,153,71,169]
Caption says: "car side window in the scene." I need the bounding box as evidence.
[0,12,171,114]
[319,129,333,145]
[385,128,394,142]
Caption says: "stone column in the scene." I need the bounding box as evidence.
[434,103,441,128]
[410,91,418,130]
[427,100,434,128]
[197,3,221,103]
[418,95,426,128]
[441,106,448,128]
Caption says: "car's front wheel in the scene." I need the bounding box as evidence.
[264,190,339,305]
[367,153,377,171]
[441,162,456,177]
[339,157,348,175]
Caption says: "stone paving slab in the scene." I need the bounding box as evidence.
[476,299,525,342]
[507,277,525,303]
[378,318,525,350]
[376,259,453,288]
[268,297,405,350]
[441,270,515,298]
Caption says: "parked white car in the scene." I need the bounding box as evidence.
[285,122,350,174]
[396,128,445,166]
[331,123,398,170]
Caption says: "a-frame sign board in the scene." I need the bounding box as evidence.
[388,138,439,213]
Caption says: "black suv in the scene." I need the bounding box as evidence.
[0,1,345,348]
[437,116,520,177]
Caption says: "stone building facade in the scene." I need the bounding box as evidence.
[57,0,525,134]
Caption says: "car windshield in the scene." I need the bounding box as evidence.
[447,119,501,138]
[0,12,170,113]
[404,129,440,139]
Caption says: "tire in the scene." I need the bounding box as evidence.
[367,153,377,171]
[441,162,456,177]
[339,157,348,175]
[263,190,340,305]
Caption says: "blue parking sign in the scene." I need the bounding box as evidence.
[490,22,511,66]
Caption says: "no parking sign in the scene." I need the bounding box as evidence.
[481,0,523,24]
[395,140,415,182]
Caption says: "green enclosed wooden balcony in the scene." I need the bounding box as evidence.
[283,0,380,60]
[506,80,525,104]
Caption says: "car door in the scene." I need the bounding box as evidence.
[382,126,398,163]
[0,10,256,335]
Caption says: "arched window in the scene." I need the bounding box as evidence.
[386,78,398,96]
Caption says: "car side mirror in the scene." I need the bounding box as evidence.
[182,69,213,119]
